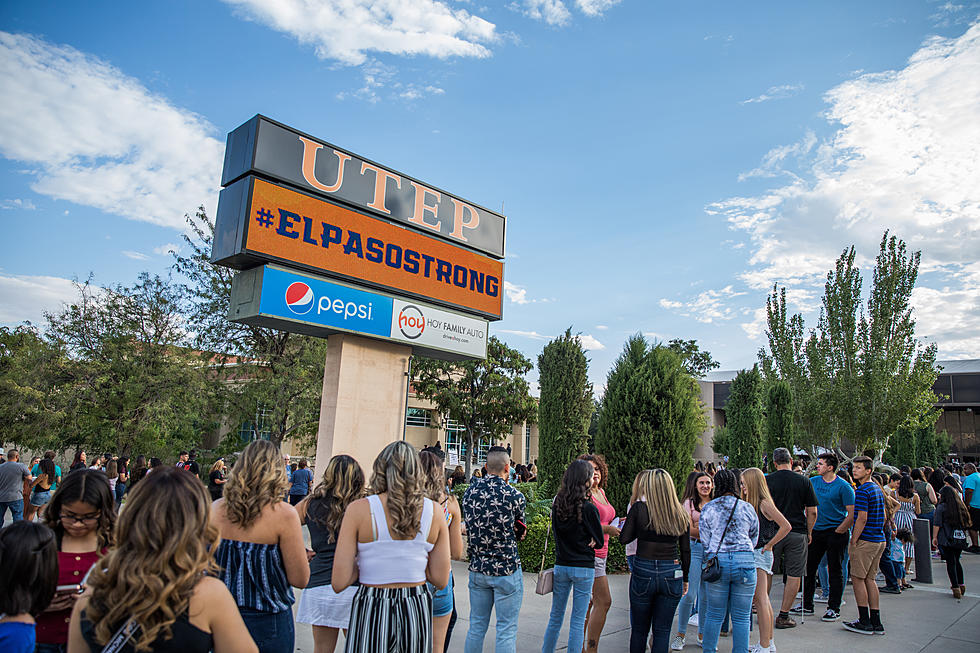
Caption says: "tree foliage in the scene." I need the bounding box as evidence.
[726,366,764,469]
[666,338,721,378]
[595,335,705,512]
[765,379,795,454]
[710,426,731,459]
[174,209,327,448]
[537,328,594,496]
[760,232,939,464]
[411,336,537,476]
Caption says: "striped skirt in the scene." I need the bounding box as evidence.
[345,585,432,653]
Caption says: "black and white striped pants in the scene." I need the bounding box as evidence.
[345,585,433,653]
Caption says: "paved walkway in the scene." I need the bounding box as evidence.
[293,553,980,652]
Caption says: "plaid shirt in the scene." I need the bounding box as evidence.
[462,474,526,576]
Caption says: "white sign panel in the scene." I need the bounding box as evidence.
[390,298,488,359]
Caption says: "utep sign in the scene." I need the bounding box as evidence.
[229,265,489,360]
[214,176,503,320]
[220,115,505,259]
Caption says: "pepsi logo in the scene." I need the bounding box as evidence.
[398,305,425,339]
[284,282,314,315]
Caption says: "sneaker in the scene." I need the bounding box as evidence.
[791,603,814,615]
[670,635,685,651]
[695,634,703,648]
[748,645,771,653]
[873,624,885,635]
[720,630,729,637]
[952,587,962,600]
[689,614,699,627]
[879,586,901,594]
[814,594,829,603]
[842,620,875,635]
[821,609,840,622]
[774,615,797,629]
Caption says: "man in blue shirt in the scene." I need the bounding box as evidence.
[844,456,886,636]
[962,462,980,553]
[803,453,854,621]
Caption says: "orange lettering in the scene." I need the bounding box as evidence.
[409,182,442,231]
[450,199,480,241]
[360,162,402,214]
[299,136,350,193]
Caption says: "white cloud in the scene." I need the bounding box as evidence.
[741,83,805,104]
[659,286,746,324]
[0,32,223,231]
[0,273,78,326]
[595,324,608,330]
[515,0,572,26]
[576,334,605,350]
[740,307,768,341]
[0,198,37,210]
[497,328,604,350]
[498,328,550,340]
[504,281,531,304]
[738,131,817,181]
[121,250,149,261]
[222,0,498,66]
[711,22,980,358]
[575,0,622,17]
[154,243,181,256]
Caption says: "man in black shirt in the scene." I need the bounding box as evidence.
[766,447,818,629]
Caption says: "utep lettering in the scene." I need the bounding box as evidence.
[274,209,500,298]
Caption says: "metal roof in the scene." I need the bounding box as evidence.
[701,370,739,383]
[936,359,980,374]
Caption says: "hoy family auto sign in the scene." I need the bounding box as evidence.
[212,115,503,359]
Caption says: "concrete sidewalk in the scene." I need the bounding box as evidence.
[293,553,980,652]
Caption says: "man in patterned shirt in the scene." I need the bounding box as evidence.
[462,446,527,653]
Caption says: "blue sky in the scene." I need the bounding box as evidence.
[2,0,979,392]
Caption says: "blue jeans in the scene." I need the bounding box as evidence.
[674,540,704,636]
[239,607,294,653]
[629,558,683,653]
[1,499,24,522]
[465,568,523,653]
[541,564,595,653]
[701,551,756,653]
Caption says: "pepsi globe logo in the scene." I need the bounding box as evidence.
[284,282,315,315]
[398,305,426,339]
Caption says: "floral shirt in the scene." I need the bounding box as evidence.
[699,495,759,554]
[462,474,526,576]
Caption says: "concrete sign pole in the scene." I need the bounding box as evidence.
[312,333,412,480]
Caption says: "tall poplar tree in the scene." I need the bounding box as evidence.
[537,329,593,495]
[765,380,795,454]
[726,366,764,469]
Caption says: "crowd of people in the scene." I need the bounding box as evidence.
[0,440,977,653]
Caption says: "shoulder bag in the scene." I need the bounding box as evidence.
[702,498,738,583]
[535,518,554,595]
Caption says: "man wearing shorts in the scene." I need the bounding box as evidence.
[803,453,854,622]
[844,456,886,636]
[766,447,818,629]
[962,463,980,553]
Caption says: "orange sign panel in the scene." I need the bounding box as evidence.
[243,178,503,319]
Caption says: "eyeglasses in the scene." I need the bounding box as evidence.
[60,512,100,524]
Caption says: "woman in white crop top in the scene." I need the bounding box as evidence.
[333,441,450,653]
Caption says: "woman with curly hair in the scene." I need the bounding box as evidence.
[332,441,451,653]
[542,459,603,653]
[578,453,619,653]
[35,470,115,653]
[67,467,255,653]
[295,455,365,653]
[213,440,309,653]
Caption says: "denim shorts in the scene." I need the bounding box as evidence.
[30,490,52,507]
[753,548,773,574]
[429,570,454,617]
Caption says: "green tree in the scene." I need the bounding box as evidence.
[666,338,721,378]
[726,366,764,469]
[885,425,918,468]
[411,336,537,476]
[595,335,705,512]
[710,426,732,459]
[765,380,795,454]
[537,328,594,495]
[174,209,327,449]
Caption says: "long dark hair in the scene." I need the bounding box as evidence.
[554,460,593,523]
[938,485,971,529]
[43,469,116,548]
[897,474,915,499]
[681,471,712,510]
[928,469,946,495]
[38,458,57,485]
[0,521,58,617]
[308,455,365,540]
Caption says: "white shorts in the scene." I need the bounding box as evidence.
[594,556,607,578]
[754,548,774,575]
[296,584,358,628]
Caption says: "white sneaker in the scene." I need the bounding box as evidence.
[768,644,777,652]
[670,635,685,650]
[814,594,829,603]
[695,634,704,648]
[748,645,766,653]
[688,614,699,627]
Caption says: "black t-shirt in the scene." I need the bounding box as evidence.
[552,500,604,568]
[188,460,200,475]
[619,502,691,581]
[766,469,818,534]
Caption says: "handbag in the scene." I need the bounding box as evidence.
[702,498,738,583]
[535,517,554,595]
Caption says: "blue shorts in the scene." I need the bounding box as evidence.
[428,570,454,617]
[30,490,52,507]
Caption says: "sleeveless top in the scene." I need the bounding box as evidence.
[755,504,779,549]
[215,539,294,612]
[591,490,616,559]
[305,498,348,589]
[79,612,211,653]
[914,480,935,513]
[357,494,434,585]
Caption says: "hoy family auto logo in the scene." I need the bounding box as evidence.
[284,282,314,315]
[397,305,425,339]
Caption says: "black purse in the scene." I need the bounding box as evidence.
[702,498,738,583]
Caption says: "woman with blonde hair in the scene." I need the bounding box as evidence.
[213,440,309,653]
[296,455,365,653]
[208,459,227,501]
[419,450,464,652]
[740,468,791,653]
[619,469,691,653]
[333,441,450,653]
[67,466,256,653]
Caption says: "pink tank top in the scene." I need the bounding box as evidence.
[591,489,616,559]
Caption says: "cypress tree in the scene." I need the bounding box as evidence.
[727,366,764,469]
[886,425,918,468]
[765,380,795,455]
[595,335,705,512]
[537,328,594,496]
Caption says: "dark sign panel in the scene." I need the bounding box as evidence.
[213,176,504,320]
[220,115,505,259]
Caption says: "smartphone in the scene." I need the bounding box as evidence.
[56,584,82,593]
[514,518,528,541]
[617,517,627,529]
